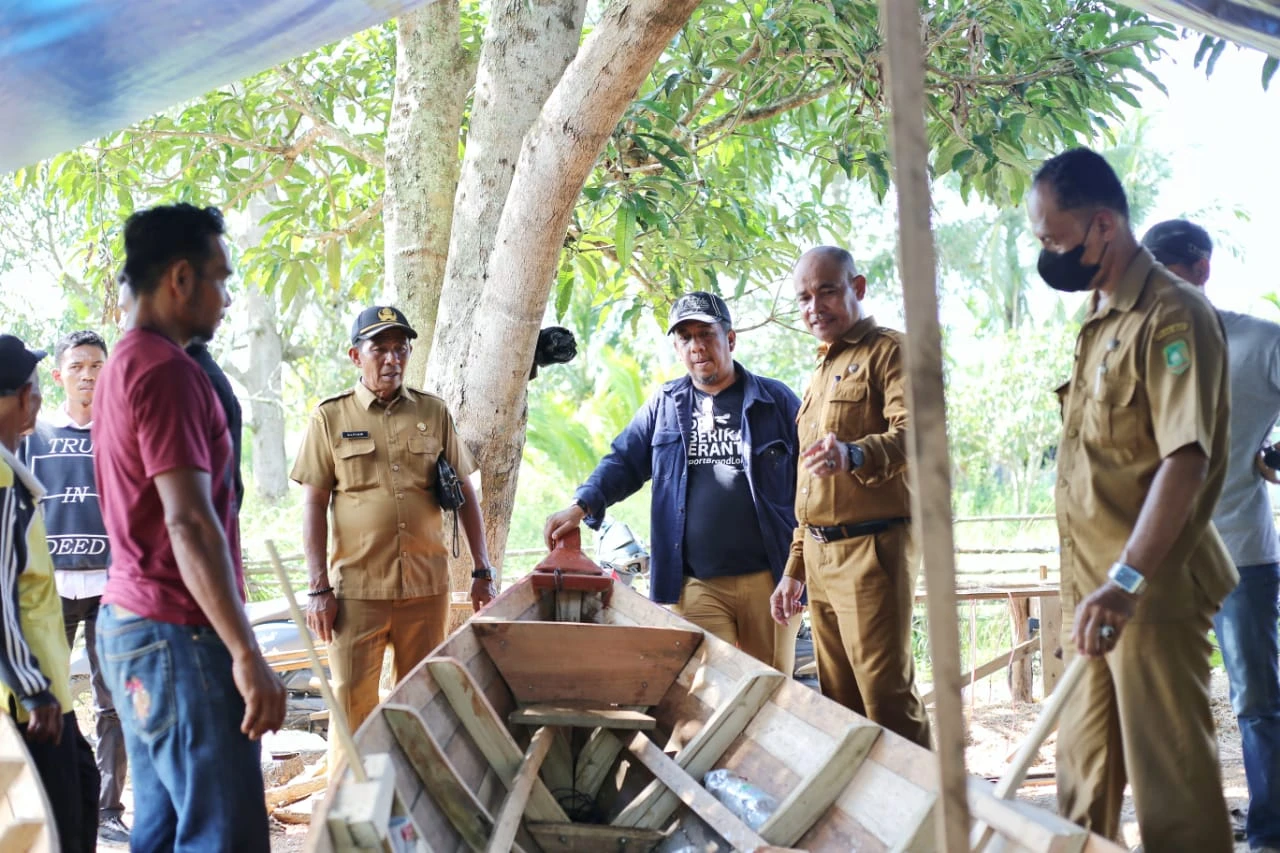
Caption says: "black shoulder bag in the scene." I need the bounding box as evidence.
[435,456,466,557]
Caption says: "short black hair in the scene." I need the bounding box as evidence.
[54,330,108,365]
[1142,219,1213,267]
[1033,148,1130,220]
[122,203,226,295]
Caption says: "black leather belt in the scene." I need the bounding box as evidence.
[807,517,908,544]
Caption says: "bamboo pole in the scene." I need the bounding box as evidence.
[878,0,971,849]
[265,539,367,784]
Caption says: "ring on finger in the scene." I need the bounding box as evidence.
[1098,625,1116,641]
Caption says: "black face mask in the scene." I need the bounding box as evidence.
[1037,220,1103,293]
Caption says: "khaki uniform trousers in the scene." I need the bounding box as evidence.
[672,570,801,675]
[1056,590,1231,852]
[329,594,450,737]
[803,524,931,748]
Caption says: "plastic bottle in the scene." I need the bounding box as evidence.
[702,768,779,831]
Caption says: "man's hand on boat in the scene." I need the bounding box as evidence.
[771,577,805,625]
[233,650,288,739]
[471,576,496,611]
[543,502,587,550]
[24,699,63,744]
[306,589,338,644]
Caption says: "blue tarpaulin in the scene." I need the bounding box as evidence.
[0,0,429,173]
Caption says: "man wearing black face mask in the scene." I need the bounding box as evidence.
[1028,148,1236,852]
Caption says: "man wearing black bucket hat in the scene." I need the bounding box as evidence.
[0,334,98,852]
[544,292,804,674]
[291,306,497,740]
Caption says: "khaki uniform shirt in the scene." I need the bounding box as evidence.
[290,382,476,600]
[785,316,912,582]
[1056,248,1237,621]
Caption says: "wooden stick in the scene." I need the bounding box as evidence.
[877,1,970,850]
[486,726,556,853]
[970,655,1088,852]
[265,539,365,784]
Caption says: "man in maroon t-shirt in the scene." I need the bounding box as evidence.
[93,203,285,852]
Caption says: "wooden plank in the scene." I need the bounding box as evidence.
[1039,594,1065,695]
[540,728,575,801]
[920,638,1038,705]
[382,704,512,853]
[758,723,881,846]
[574,729,625,799]
[472,621,701,706]
[425,657,568,823]
[614,670,784,829]
[1009,596,1034,702]
[623,731,771,852]
[486,726,556,853]
[0,820,42,853]
[509,707,655,731]
[325,753,398,851]
[887,794,937,853]
[267,775,329,810]
[968,782,1087,853]
[526,822,664,853]
[878,0,970,850]
[0,757,23,798]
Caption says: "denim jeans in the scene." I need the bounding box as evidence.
[98,605,269,853]
[1213,562,1280,849]
[63,594,127,819]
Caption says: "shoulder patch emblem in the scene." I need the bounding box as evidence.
[1163,340,1192,375]
[1155,322,1189,342]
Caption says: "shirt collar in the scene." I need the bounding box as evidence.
[46,404,90,429]
[1091,248,1154,317]
[817,315,876,358]
[0,445,44,499]
[353,380,414,410]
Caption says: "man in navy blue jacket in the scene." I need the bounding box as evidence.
[544,293,803,673]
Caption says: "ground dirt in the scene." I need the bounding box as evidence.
[79,669,1247,852]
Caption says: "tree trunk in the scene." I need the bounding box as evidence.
[453,0,703,577]
[427,0,587,397]
[384,1,475,382]
[235,195,290,502]
[243,284,289,501]
[428,0,586,593]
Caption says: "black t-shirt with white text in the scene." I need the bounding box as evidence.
[682,373,771,579]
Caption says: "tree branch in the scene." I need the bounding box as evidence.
[698,78,843,141]
[306,196,385,241]
[677,34,763,129]
[925,40,1146,88]
[274,67,386,169]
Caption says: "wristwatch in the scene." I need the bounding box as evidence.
[844,442,864,471]
[1107,561,1147,596]
[472,567,495,581]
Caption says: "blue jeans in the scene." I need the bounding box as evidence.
[1214,562,1280,849]
[98,605,269,853]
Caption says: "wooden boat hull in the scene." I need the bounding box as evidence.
[0,712,58,853]
[307,576,1123,853]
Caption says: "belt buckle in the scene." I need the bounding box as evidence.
[809,526,828,544]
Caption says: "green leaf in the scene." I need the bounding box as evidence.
[1193,35,1215,69]
[326,240,342,290]
[614,198,637,274]
[951,149,975,172]
[1264,56,1279,91]
[1205,39,1227,76]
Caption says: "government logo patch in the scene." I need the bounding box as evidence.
[1163,340,1191,375]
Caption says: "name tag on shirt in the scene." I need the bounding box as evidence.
[341,431,370,439]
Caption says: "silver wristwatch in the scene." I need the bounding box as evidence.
[1107,561,1147,596]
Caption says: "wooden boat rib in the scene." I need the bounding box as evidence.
[308,574,1123,853]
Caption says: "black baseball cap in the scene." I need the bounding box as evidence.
[0,335,46,396]
[666,291,732,334]
[1142,220,1213,267]
[351,306,418,344]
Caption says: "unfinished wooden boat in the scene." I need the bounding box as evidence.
[308,542,1122,853]
[0,712,57,852]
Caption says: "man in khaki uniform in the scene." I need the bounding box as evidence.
[1028,148,1236,852]
[291,306,497,736]
[770,246,930,748]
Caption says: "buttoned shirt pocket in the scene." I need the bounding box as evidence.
[1082,376,1142,457]
[822,376,871,436]
[334,438,379,492]
[651,429,684,483]
[407,434,443,491]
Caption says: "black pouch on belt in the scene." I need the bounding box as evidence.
[434,457,466,557]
